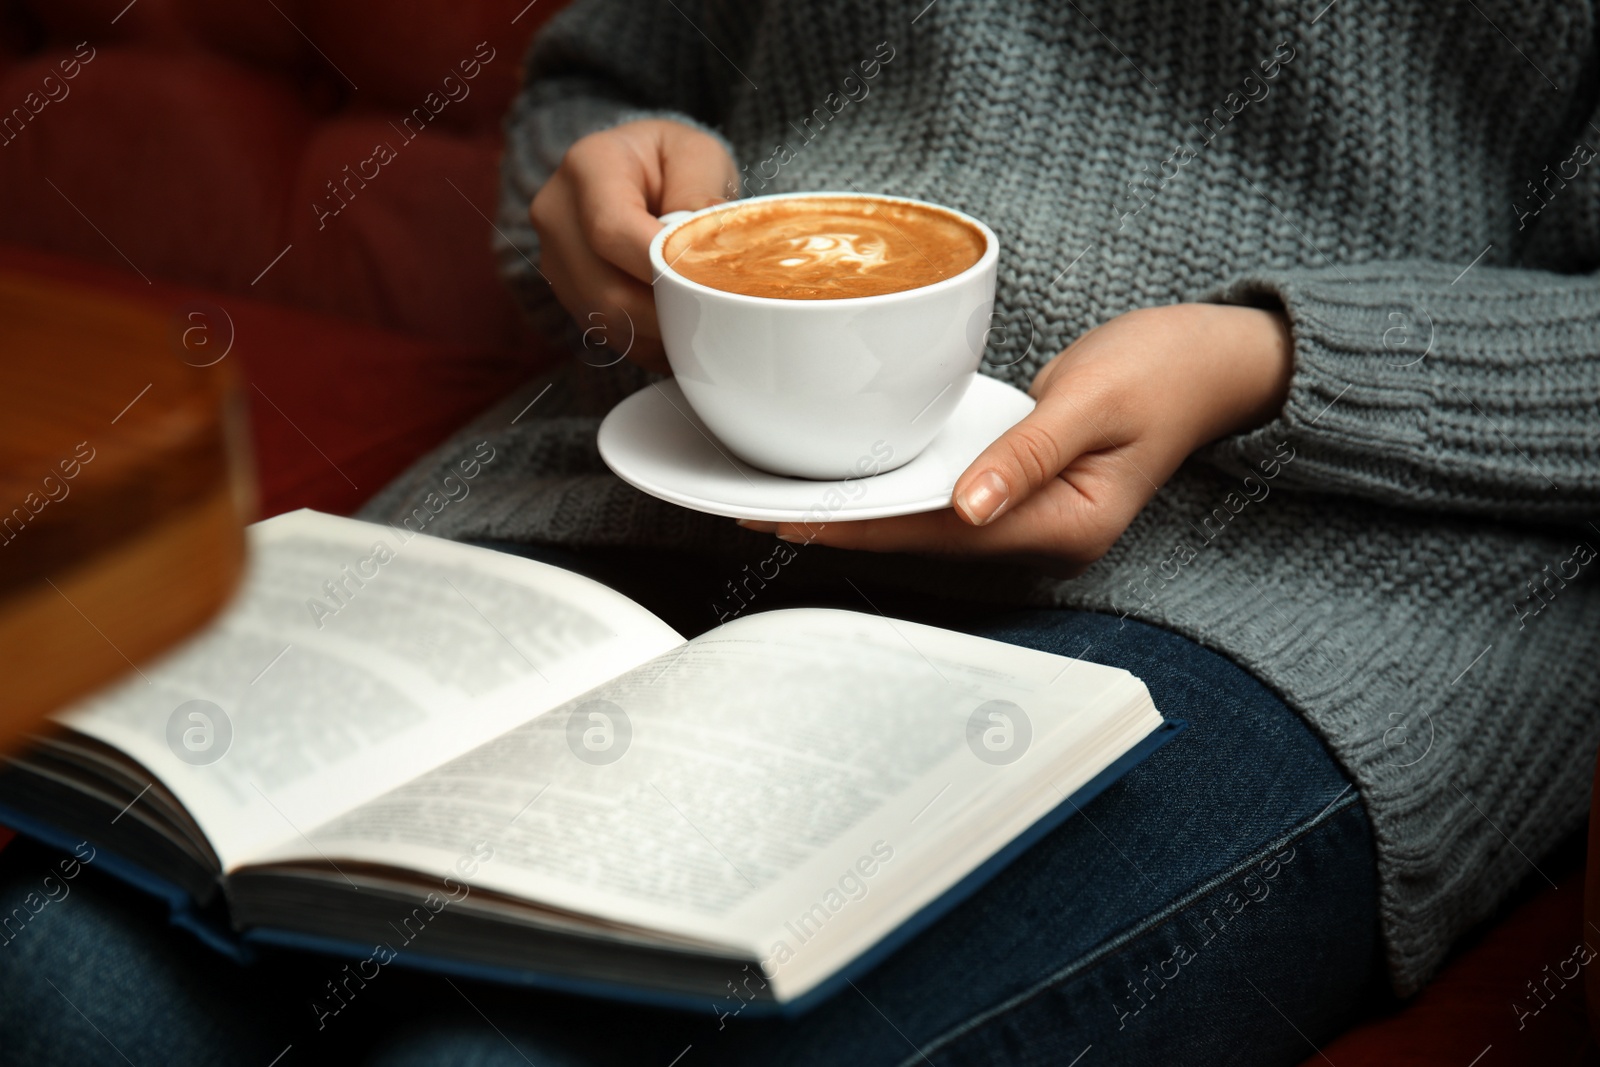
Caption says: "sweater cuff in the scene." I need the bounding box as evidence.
[1198,263,1600,517]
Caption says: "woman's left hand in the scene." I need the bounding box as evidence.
[739,303,1294,577]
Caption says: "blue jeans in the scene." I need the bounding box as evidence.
[0,560,1378,1066]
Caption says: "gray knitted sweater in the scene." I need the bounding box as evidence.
[362,0,1600,995]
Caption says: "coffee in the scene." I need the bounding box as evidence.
[662,195,987,300]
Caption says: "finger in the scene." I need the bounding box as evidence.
[566,127,735,284]
[624,336,670,375]
[775,511,979,552]
[768,507,1092,578]
[570,164,663,284]
[539,216,661,344]
[533,180,614,314]
[771,482,1098,559]
[951,381,1121,527]
[656,126,739,215]
[538,219,671,374]
[563,133,667,284]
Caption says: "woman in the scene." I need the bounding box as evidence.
[5,0,1597,1063]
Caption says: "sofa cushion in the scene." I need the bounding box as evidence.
[0,0,560,349]
[0,48,310,288]
[0,243,549,517]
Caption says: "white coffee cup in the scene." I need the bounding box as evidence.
[648,191,999,481]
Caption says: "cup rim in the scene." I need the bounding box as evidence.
[648,190,998,306]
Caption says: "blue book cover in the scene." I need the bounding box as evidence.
[0,718,1182,1018]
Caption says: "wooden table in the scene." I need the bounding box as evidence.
[0,272,250,749]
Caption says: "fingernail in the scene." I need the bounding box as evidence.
[956,470,1010,526]
[737,519,777,533]
[776,531,808,543]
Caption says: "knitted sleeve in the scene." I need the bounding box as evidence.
[494,0,737,323]
[1203,260,1600,522]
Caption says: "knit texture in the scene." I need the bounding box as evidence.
[362,0,1600,995]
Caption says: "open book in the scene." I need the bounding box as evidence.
[0,510,1172,1013]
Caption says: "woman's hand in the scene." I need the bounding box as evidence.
[745,303,1294,576]
[530,119,738,373]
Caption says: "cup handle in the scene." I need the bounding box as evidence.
[657,210,696,227]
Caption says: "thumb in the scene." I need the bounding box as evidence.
[657,124,740,215]
[951,387,1105,526]
[567,123,736,284]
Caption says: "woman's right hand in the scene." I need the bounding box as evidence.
[530,119,738,373]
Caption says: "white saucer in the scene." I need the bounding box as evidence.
[597,376,1035,522]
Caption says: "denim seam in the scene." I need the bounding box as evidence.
[895,791,1366,1067]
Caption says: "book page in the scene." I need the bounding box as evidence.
[271,608,1151,972]
[54,510,684,871]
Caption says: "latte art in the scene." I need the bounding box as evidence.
[777,232,890,272]
[663,196,987,300]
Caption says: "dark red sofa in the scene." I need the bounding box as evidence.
[0,0,555,516]
[0,1,1590,1061]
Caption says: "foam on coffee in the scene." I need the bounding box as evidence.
[662,196,986,300]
